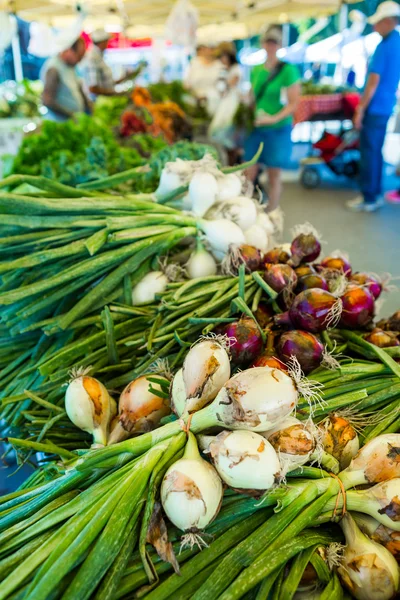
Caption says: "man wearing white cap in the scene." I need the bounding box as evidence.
[41,36,91,122]
[82,29,138,99]
[347,1,400,212]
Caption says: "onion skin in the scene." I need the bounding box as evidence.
[377,311,400,333]
[351,272,382,300]
[365,328,400,348]
[289,232,321,267]
[264,264,297,294]
[254,302,274,328]
[232,244,263,273]
[224,317,264,365]
[340,285,375,329]
[295,264,316,278]
[321,414,359,469]
[277,330,324,374]
[320,256,352,276]
[275,288,340,333]
[251,353,289,372]
[264,247,290,265]
[296,274,329,293]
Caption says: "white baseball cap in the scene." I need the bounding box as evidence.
[368,1,400,24]
[91,28,112,43]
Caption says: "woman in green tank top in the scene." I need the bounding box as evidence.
[244,26,301,212]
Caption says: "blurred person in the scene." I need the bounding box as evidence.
[209,44,242,164]
[245,26,301,212]
[81,29,142,99]
[41,36,91,122]
[184,44,221,113]
[347,1,400,212]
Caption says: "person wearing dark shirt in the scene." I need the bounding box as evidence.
[347,1,400,212]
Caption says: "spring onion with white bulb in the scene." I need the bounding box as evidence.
[216,173,242,201]
[244,224,269,252]
[336,513,400,600]
[161,432,223,546]
[320,413,359,470]
[206,197,258,232]
[186,241,217,279]
[108,375,170,445]
[65,372,115,446]
[263,416,315,471]
[131,271,169,305]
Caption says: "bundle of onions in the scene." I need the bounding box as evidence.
[108,375,170,445]
[351,272,383,300]
[65,372,116,446]
[277,330,324,374]
[289,223,321,267]
[264,263,297,294]
[336,513,399,600]
[223,317,264,365]
[353,512,400,562]
[364,328,400,348]
[275,289,342,333]
[262,416,315,471]
[161,432,223,547]
[340,285,375,329]
[171,338,230,416]
[205,430,281,492]
[320,413,359,470]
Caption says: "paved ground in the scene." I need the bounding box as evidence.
[280,178,400,317]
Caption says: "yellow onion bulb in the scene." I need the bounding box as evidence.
[170,368,186,417]
[108,375,170,445]
[353,512,400,562]
[338,513,400,600]
[161,432,223,532]
[320,414,359,470]
[208,430,281,492]
[65,374,114,446]
[263,416,315,470]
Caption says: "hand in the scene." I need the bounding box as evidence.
[255,112,278,126]
[353,106,364,130]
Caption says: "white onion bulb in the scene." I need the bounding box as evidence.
[201,219,245,255]
[255,211,275,235]
[131,271,168,305]
[161,432,223,533]
[263,416,315,470]
[186,244,217,279]
[209,430,281,491]
[213,366,298,432]
[189,172,219,217]
[205,197,257,232]
[338,513,400,600]
[244,224,269,252]
[216,173,242,201]
[65,374,114,446]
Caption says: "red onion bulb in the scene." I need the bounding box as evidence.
[277,330,324,374]
[290,232,321,267]
[264,247,290,265]
[320,256,352,277]
[224,317,264,365]
[340,285,375,329]
[351,272,382,300]
[296,274,329,293]
[295,264,316,278]
[275,288,341,333]
[251,352,289,372]
[264,264,297,294]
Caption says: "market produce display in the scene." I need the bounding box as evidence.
[0,144,400,599]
